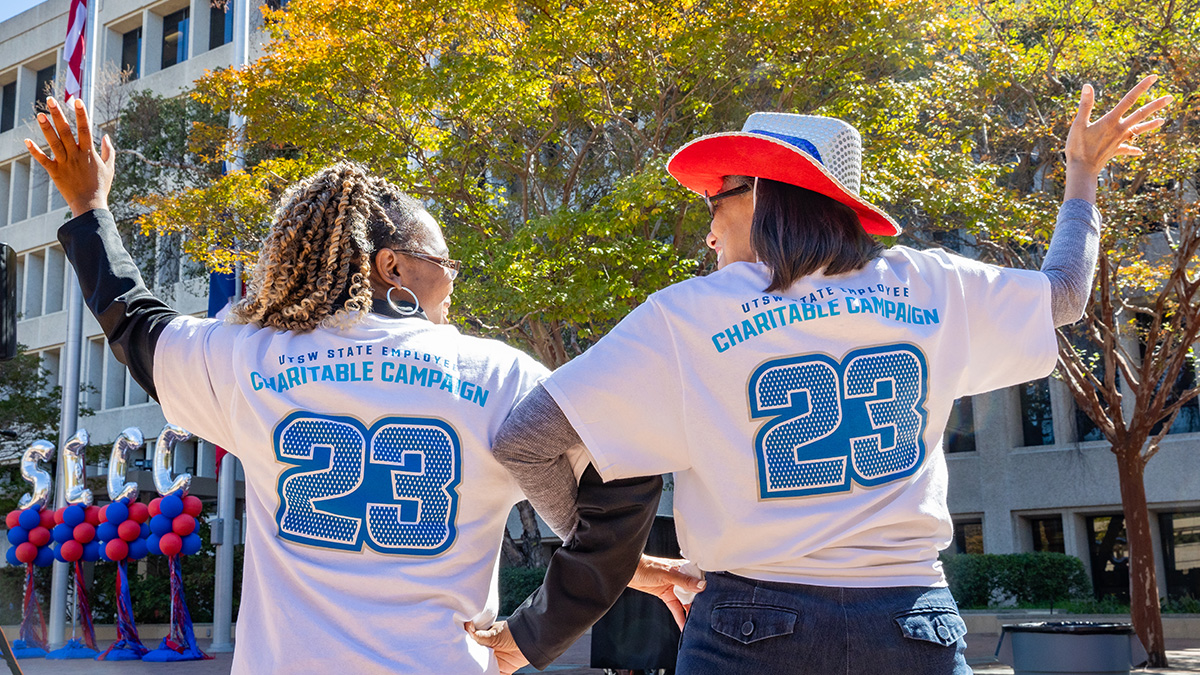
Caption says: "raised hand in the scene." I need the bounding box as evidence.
[25,96,115,217]
[1064,75,1173,203]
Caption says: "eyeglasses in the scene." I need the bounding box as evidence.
[394,249,461,280]
[703,184,753,217]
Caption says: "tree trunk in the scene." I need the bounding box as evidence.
[1115,446,1168,667]
[516,500,547,567]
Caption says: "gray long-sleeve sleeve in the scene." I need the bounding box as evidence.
[494,385,584,539]
[1041,199,1102,327]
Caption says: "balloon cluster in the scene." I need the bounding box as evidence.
[49,504,103,564]
[96,501,151,563]
[146,495,203,558]
[6,507,55,567]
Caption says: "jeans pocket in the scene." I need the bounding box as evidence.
[710,603,798,645]
[893,606,967,647]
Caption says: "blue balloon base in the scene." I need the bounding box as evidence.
[12,640,46,659]
[97,640,147,661]
[46,639,99,660]
[142,638,207,662]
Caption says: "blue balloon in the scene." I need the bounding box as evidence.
[5,547,17,566]
[97,522,119,543]
[159,495,184,519]
[7,528,27,546]
[52,523,74,544]
[18,508,40,530]
[82,541,100,562]
[146,534,162,556]
[34,547,54,568]
[149,514,174,537]
[54,547,67,563]
[105,501,129,524]
[140,523,151,539]
[127,539,148,560]
[181,533,202,556]
[62,505,85,527]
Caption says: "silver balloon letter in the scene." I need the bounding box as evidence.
[107,427,144,503]
[62,428,93,506]
[17,440,55,510]
[152,425,193,498]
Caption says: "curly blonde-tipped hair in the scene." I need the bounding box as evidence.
[230,163,431,332]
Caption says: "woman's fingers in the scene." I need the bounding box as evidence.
[73,98,93,151]
[1103,74,1158,122]
[45,98,78,157]
[36,112,68,161]
[1121,95,1174,127]
[24,139,53,172]
[101,134,115,169]
[1072,84,1095,129]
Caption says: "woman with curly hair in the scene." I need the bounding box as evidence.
[28,97,685,674]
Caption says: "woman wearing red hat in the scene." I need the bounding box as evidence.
[474,76,1172,674]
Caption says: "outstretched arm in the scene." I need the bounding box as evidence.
[1043,76,1173,326]
[27,97,177,399]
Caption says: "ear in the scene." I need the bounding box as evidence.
[372,248,407,289]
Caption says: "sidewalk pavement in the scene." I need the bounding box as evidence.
[9,633,1200,673]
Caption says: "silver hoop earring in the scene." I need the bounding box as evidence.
[387,286,421,316]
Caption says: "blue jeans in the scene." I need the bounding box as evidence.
[676,572,972,675]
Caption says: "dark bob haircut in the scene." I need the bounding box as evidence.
[742,177,884,293]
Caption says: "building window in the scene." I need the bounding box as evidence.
[953,519,984,554]
[121,28,143,80]
[1156,356,1200,436]
[1087,514,1129,601]
[210,0,234,49]
[1076,405,1105,442]
[34,65,56,113]
[1,82,15,133]
[1020,378,1055,446]
[946,396,975,453]
[1031,515,1065,553]
[1160,512,1200,600]
[266,0,290,9]
[161,9,190,70]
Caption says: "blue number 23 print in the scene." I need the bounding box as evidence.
[273,412,461,556]
[748,344,929,499]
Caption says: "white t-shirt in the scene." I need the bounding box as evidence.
[154,313,548,674]
[542,248,1056,587]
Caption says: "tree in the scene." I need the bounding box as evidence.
[898,0,1199,665]
[133,0,940,565]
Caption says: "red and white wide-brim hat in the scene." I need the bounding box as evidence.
[666,113,901,236]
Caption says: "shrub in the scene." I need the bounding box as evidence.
[941,552,1090,608]
[499,565,547,616]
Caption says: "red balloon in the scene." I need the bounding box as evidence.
[105,539,128,561]
[5,511,19,529]
[84,506,101,527]
[118,520,142,542]
[53,508,65,525]
[148,498,162,518]
[28,527,51,548]
[183,496,203,518]
[60,540,83,563]
[39,509,55,530]
[172,515,196,537]
[128,502,151,524]
[73,522,96,544]
[98,505,108,523]
[159,533,182,557]
[15,543,37,564]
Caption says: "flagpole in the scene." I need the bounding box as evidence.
[49,0,99,649]
[211,0,250,655]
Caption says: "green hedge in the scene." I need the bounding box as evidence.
[499,565,547,616]
[941,552,1091,608]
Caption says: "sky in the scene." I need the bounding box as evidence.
[0,0,51,24]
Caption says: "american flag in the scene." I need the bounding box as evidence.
[64,0,87,100]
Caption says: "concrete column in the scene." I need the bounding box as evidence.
[190,0,211,58]
[15,65,35,124]
[1049,377,1076,445]
[196,441,216,479]
[142,10,162,77]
